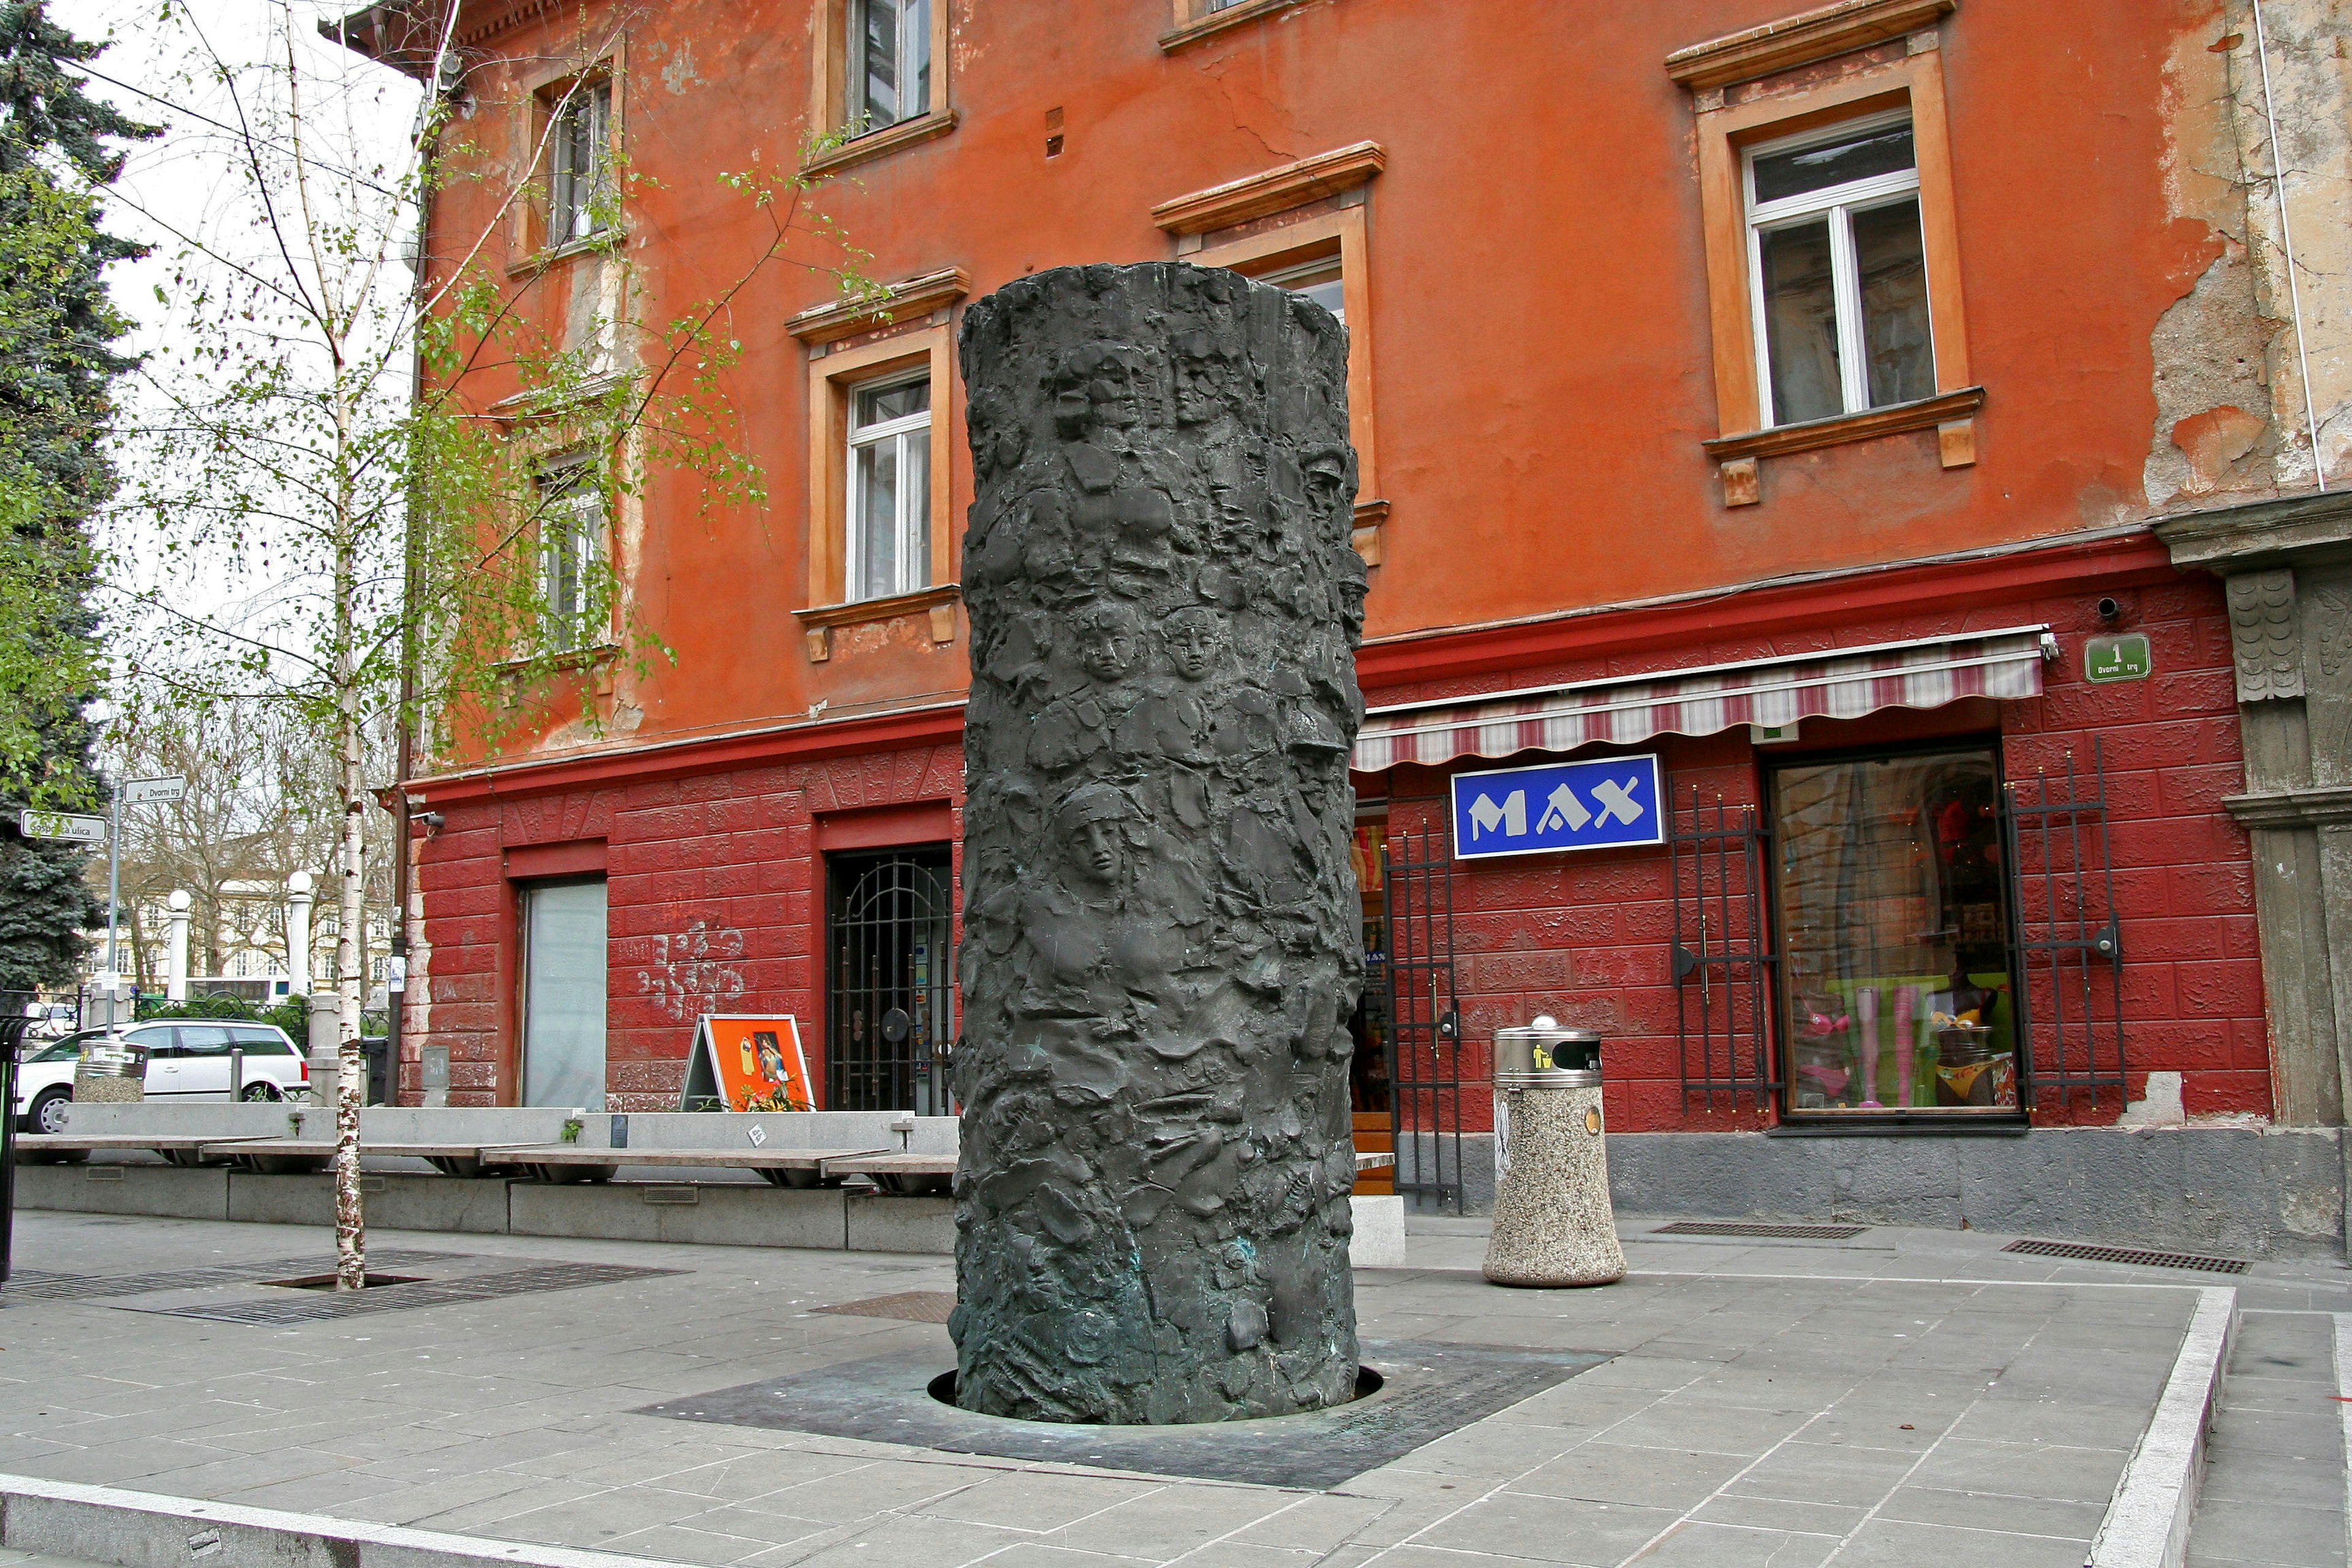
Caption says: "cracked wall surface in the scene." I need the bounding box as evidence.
[2151,1,2352,508]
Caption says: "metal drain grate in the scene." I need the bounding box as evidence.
[818,1290,956,1324]
[2001,1238,2250,1274]
[1651,1221,1869,1240]
[119,1261,685,1324]
[0,1251,469,1302]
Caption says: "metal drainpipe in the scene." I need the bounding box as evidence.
[2250,0,2329,492]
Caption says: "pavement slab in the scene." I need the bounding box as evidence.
[2,1210,2345,1568]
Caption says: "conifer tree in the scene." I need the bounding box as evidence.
[0,2,154,993]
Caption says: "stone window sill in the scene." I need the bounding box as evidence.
[795,583,960,662]
[802,110,959,178]
[1161,0,1328,53]
[505,229,623,281]
[1703,386,1985,506]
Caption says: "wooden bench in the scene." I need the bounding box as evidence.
[823,1152,955,1194]
[483,1144,895,1188]
[14,1133,277,1167]
[195,1138,560,1177]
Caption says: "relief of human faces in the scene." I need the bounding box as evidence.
[1057,786,1131,888]
[1166,608,1224,682]
[1172,333,1241,426]
[1077,601,1144,683]
[1052,344,1144,438]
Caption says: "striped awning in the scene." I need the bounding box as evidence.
[1353,625,2053,772]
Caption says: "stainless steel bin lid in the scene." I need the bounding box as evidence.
[1493,1017,1603,1086]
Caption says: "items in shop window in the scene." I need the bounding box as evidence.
[1791,992,1852,1109]
[1855,986,1881,1106]
[1894,984,1917,1106]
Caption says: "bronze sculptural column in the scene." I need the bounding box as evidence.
[952,263,1367,1424]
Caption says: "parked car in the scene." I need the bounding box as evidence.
[10,1020,309,1134]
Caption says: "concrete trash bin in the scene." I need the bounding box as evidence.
[1483,1017,1626,1288]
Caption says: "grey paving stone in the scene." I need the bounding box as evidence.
[2198,1449,2350,1512]
[1689,1493,1871,1537]
[1724,1439,1924,1508]
[1875,1483,2105,1542]
[1904,1437,2128,1504]
[2186,1499,2350,1567]
[1508,1443,1753,1509]
[1615,1520,1840,1567]
[1042,1487,1302,1559]
[1222,1492,1396,1551]
[778,1511,1030,1568]
[910,1471,1163,1532]
[1413,1490,1686,1566]
[2208,1408,2345,1460]
[1832,1518,2102,1567]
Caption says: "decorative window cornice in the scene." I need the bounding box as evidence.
[1666,0,1955,92]
[788,268,970,347]
[1150,142,1385,237]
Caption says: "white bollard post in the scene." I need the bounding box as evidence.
[286,871,314,997]
[165,891,191,1002]
[306,991,341,1106]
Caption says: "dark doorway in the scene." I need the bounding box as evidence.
[825,846,956,1113]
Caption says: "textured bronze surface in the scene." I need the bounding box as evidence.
[954,262,1366,1423]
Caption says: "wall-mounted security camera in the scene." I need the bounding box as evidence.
[416,811,446,835]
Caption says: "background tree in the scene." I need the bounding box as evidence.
[107,1,874,1287]
[0,2,154,994]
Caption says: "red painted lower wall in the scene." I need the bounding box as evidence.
[405,557,2262,1133]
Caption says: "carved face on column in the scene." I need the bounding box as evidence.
[1057,783,1130,888]
[1173,331,1241,426]
[1053,343,1144,439]
[1166,607,1224,682]
[1076,600,1145,683]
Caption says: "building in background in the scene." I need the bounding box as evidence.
[347,0,2352,1250]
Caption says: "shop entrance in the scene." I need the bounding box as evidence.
[825,846,956,1114]
[1348,814,1393,1194]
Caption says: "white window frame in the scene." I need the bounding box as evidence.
[844,372,932,602]
[1260,255,1347,326]
[538,460,605,651]
[1743,108,1930,428]
[549,78,611,246]
[849,0,929,132]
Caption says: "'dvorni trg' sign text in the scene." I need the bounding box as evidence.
[1450,755,1664,861]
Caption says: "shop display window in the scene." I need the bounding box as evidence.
[1769,745,2019,1119]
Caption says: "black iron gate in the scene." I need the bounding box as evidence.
[1670,786,1780,1110]
[826,848,956,1114]
[2002,739,2127,1105]
[1381,817,1468,1211]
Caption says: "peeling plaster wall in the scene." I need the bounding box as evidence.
[2150,1,2352,508]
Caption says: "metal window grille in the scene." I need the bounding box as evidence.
[825,848,956,1114]
[1380,818,1468,1212]
[1671,786,1781,1110]
[2002,739,2126,1103]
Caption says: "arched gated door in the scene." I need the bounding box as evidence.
[825,847,955,1113]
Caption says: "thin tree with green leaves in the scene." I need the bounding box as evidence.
[111,1,877,1287]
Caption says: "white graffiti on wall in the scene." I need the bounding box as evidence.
[636,919,747,1020]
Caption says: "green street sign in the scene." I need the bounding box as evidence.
[2084,633,2153,684]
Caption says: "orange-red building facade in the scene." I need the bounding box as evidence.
[375,0,2299,1206]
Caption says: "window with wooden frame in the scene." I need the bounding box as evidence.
[1155,143,1387,559]
[1670,0,1978,508]
[536,459,606,653]
[804,0,954,175]
[799,326,958,662]
[845,372,932,603]
[548,78,611,247]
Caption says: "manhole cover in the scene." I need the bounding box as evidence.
[263,1273,429,1291]
[2002,1238,2249,1274]
[1651,1221,1868,1240]
[819,1290,956,1323]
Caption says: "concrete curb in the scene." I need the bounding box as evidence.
[0,1472,701,1568]
[2084,1286,2236,1568]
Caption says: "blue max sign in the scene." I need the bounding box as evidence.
[1450,754,1665,861]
